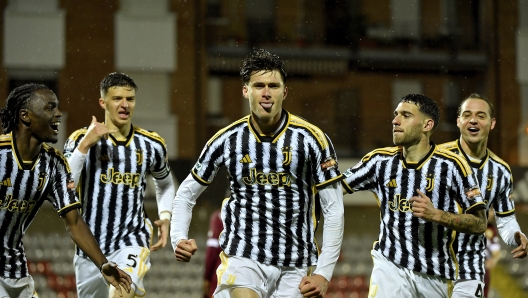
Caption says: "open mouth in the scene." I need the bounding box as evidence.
[50,121,60,132]
[118,111,130,119]
[468,127,480,134]
[260,102,273,111]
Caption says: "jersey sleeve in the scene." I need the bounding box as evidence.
[48,153,81,217]
[452,164,486,213]
[492,170,515,217]
[62,129,85,158]
[311,134,342,189]
[341,152,380,194]
[190,137,225,186]
[149,135,171,180]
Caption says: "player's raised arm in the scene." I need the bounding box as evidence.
[62,209,132,295]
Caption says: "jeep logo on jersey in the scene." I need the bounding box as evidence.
[389,194,412,212]
[242,168,291,187]
[37,173,48,191]
[0,194,36,214]
[282,146,292,166]
[100,167,140,188]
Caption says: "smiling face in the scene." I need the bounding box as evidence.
[24,89,62,143]
[99,86,136,129]
[457,98,496,146]
[392,102,431,146]
[243,70,287,126]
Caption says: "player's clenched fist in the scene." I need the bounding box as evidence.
[174,239,198,262]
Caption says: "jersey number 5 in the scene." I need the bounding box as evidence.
[127,254,138,268]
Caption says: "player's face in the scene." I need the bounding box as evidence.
[100,86,136,129]
[457,98,496,145]
[392,102,428,146]
[26,89,62,144]
[243,70,287,123]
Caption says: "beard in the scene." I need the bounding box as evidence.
[393,128,422,146]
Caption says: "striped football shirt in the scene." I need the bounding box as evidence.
[191,110,342,267]
[0,133,80,278]
[440,139,515,281]
[341,143,486,280]
[63,125,170,257]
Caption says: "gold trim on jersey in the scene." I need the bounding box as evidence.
[56,201,82,214]
[451,202,463,279]
[68,128,88,141]
[435,149,472,177]
[289,114,329,149]
[315,174,343,189]
[495,209,515,216]
[465,202,486,213]
[191,170,211,185]
[361,147,400,163]
[207,116,249,146]
[134,126,167,147]
[42,143,72,173]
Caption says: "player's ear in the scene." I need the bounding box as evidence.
[490,117,496,130]
[242,85,249,99]
[19,108,30,125]
[98,98,106,109]
[283,86,288,100]
[423,118,434,131]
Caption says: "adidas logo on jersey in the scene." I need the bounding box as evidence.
[240,154,253,164]
[386,179,397,188]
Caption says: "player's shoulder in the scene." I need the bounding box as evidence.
[487,149,512,172]
[206,115,249,146]
[133,126,166,146]
[68,127,89,141]
[437,140,458,152]
[434,146,473,174]
[42,143,69,163]
[288,113,330,148]
[362,146,400,162]
[0,133,12,148]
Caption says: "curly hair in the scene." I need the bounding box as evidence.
[399,94,440,131]
[100,72,138,97]
[0,83,50,133]
[240,49,287,85]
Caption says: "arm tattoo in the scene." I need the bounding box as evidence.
[438,211,486,234]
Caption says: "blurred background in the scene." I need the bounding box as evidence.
[1,0,528,297]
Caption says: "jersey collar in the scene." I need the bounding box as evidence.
[400,141,436,170]
[108,124,135,146]
[456,139,489,169]
[247,110,289,143]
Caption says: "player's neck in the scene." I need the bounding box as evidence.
[105,118,132,141]
[403,138,431,163]
[459,136,487,159]
[251,111,283,136]
[13,130,41,161]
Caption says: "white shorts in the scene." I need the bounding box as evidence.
[452,279,485,298]
[74,246,151,297]
[0,276,36,298]
[369,249,452,298]
[213,252,311,298]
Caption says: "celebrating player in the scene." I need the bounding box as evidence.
[341,94,487,297]
[439,94,527,298]
[0,83,131,298]
[171,49,344,298]
[64,73,175,297]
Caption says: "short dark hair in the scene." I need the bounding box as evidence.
[399,94,440,131]
[0,83,50,133]
[100,72,138,97]
[457,93,495,118]
[240,49,287,85]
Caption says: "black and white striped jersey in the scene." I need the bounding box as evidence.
[0,133,80,278]
[440,140,515,281]
[341,144,486,280]
[63,125,170,257]
[192,110,342,267]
